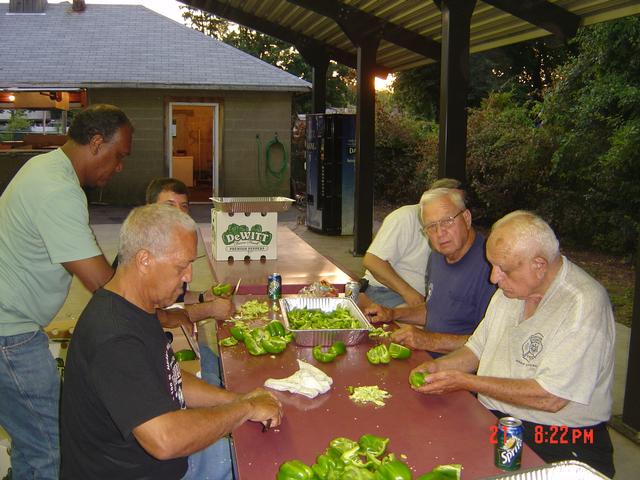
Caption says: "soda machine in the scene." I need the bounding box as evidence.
[305,113,356,235]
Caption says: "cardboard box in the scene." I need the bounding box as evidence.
[211,210,278,260]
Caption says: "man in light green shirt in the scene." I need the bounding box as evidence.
[0,104,133,479]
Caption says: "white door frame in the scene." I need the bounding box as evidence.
[168,102,221,196]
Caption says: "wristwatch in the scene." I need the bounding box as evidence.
[198,291,205,303]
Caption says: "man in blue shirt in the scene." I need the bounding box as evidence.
[364,187,496,356]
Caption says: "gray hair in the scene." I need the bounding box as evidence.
[419,187,466,211]
[118,204,196,265]
[491,210,560,261]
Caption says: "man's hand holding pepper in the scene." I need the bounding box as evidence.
[391,324,433,350]
[414,370,472,396]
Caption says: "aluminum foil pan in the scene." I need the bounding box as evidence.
[210,196,294,213]
[279,296,372,347]
[483,460,610,479]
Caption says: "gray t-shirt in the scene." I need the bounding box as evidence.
[0,148,101,335]
[466,256,614,427]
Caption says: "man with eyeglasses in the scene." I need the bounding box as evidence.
[364,187,496,357]
[409,211,615,478]
[359,178,462,308]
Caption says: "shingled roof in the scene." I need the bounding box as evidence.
[0,1,310,92]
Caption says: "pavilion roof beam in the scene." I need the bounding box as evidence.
[483,0,581,41]
[180,0,388,72]
[286,0,441,61]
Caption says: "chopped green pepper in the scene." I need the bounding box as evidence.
[416,464,462,480]
[388,343,411,360]
[262,336,287,354]
[409,371,427,388]
[229,326,246,341]
[267,320,287,337]
[243,334,267,356]
[366,344,391,365]
[276,459,315,480]
[219,336,238,347]
[358,434,389,458]
[374,459,413,480]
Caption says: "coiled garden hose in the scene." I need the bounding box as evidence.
[256,133,289,194]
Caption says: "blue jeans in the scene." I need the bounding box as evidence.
[185,344,233,479]
[364,285,406,308]
[0,330,60,479]
[182,436,234,480]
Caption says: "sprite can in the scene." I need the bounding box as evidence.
[495,416,523,471]
[267,273,282,300]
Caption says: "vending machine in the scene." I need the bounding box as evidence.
[305,114,356,235]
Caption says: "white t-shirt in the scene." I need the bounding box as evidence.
[466,256,614,427]
[364,204,430,295]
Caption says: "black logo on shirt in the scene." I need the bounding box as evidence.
[522,333,544,361]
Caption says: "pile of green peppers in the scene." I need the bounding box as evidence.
[276,434,462,479]
[277,434,412,480]
[312,341,347,363]
[219,320,293,355]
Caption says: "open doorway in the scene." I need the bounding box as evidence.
[168,102,220,202]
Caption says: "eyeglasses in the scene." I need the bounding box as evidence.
[422,209,465,234]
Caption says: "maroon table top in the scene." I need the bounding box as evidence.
[217,296,545,479]
[200,226,355,288]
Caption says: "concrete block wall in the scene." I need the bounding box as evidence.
[88,88,294,205]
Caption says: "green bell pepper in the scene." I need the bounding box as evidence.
[409,371,427,388]
[243,334,267,356]
[373,459,413,480]
[250,327,270,342]
[416,464,462,480]
[219,336,238,347]
[327,437,359,461]
[312,341,347,363]
[276,459,315,480]
[212,282,232,296]
[358,434,389,458]
[313,345,338,363]
[366,344,391,365]
[342,465,376,479]
[312,453,344,480]
[341,444,373,468]
[331,341,347,355]
[388,343,411,360]
[266,320,286,337]
[262,336,287,354]
[229,326,246,341]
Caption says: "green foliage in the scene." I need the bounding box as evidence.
[374,93,438,203]
[1,110,31,141]
[466,92,554,223]
[537,16,640,253]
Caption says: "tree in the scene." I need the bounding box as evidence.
[392,38,569,120]
[538,16,640,253]
[0,110,31,141]
[180,7,356,112]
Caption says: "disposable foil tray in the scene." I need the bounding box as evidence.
[483,461,610,480]
[210,196,294,213]
[279,296,372,347]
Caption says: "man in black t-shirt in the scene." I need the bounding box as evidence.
[61,204,282,480]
